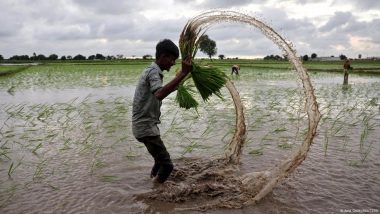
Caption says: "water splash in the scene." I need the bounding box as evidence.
[138,10,321,210]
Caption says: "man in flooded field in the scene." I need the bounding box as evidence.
[132,39,192,183]
[343,59,352,85]
[231,64,240,75]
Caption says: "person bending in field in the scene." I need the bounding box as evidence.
[132,39,192,183]
[231,64,240,75]
[343,59,352,85]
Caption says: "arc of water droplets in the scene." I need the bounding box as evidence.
[185,10,321,204]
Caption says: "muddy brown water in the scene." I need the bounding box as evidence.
[0,71,379,213]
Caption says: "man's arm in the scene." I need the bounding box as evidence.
[154,57,192,100]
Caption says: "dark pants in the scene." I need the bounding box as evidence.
[343,70,349,85]
[231,67,239,75]
[137,135,173,183]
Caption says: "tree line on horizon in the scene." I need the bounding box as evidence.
[263,53,351,61]
[0,34,363,62]
[0,53,127,61]
[0,52,358,62]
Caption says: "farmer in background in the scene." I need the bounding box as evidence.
[231,64,240,75]
[132,39,192,183]
[343,59,352,85]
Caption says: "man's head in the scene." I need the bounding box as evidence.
[155,39,179,71]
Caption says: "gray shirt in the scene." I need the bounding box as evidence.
[132,62,163,138]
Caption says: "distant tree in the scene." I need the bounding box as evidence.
[116,54,124,59]
[17,55,29,60]
[61,56,67,60]
[339,54,347,60]
[30,52,37,61]
[199,35,217,60]
[106,55,115,60]
[9,55,29,60]
[19,55,30,60]
[264,54,283,60]
[48,54,58,60]
[302,55,309,61]
[0,55,3,61]
[311,53,317,59]
[358,54,362,59]
[37,54,47,60]
[88,55,96,60]
[264,55,274,60]
[95,53,105,60]
[9,55,20,60]
[218,54,225,60]
[73,54,86,60]
[142,54,152,60]
[67,55,72,60]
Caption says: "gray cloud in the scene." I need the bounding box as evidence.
[319,12,353,32]
[199,0,263,8]
[0,1,26,37]
[293,0,326,4]
[72,0,144,14]
[1,0,379,58]
[334,0,380,10]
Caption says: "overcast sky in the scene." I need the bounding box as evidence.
[1,0,380,59]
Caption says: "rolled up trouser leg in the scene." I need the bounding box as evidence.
[138,135,173,183]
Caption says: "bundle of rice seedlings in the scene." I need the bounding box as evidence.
[176,83,199,109]
[191,64,226,101]
[176,18,227,109]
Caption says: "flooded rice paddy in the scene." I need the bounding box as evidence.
[0,63,379,213]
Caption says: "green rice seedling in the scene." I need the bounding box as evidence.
[94,146,104,156]
[272,127,287,133]
[278,142,293,149]
[359,112,374,151]
[135,143,145,149]
[249,148,263,156]
[81,133,93,144]
[32,142,43,154]
[175,84,199,109]
[8,161,22,177]
[90,160,107,174]
[221,129,233,143]
[191,64,227,101]
[46,182,59,191]
[94,160,107,168]
[332,124,345,136]
[323,129,329,156]
[201,120,215,137]
[60,139,71,151]
[181,138,203,156]
[125,151,138,160]
[0,141,11,160]
[361,140,374,163]
[347,159,360,167]
[33,159,48,180]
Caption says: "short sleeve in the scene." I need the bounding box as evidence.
[147,69,162,93]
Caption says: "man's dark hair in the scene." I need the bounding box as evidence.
[155,39,179,59]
